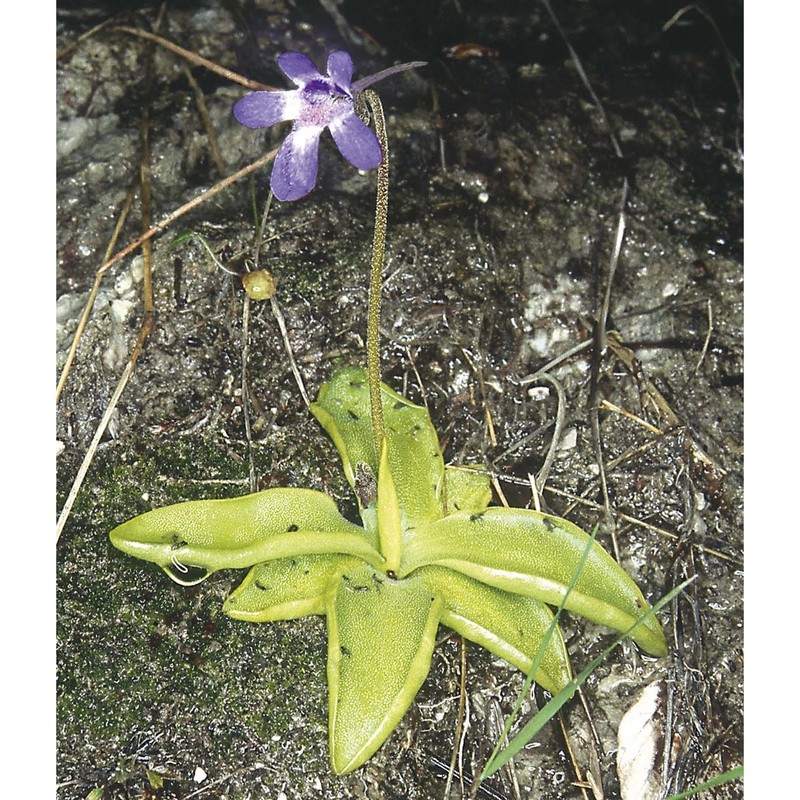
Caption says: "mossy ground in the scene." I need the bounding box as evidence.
[58,433,336,798]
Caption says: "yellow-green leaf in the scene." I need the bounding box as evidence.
[224,554,356,622]
[377,438,402,572]
[110,488,382,584]
[401,508,667,657]
[326,563,442,774]
[444,464,492,515]
[420,566,572,694]
[311,367,445,529]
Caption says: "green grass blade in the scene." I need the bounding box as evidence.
[662,765,743,799]
[168,230,197,249]
[482,524,600,774]
[481,576,693,779]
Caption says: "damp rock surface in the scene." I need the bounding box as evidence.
[57,1,742,798]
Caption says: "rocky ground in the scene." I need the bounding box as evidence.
[57,1,743,798]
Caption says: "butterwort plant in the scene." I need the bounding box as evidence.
[110,48,668,776]
[111,367,667,774]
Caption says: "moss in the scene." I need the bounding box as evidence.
[57,424,336,797]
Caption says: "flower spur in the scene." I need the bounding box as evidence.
[234,50,425,201]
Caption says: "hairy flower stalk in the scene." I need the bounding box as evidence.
[232,51,425,460]
[363,88,389,458]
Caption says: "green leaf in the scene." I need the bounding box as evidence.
[377,438,402,572]
[325,563,442,774]
[420,566,572,694]
[110,488,383,584]
[444,465,492,515]
[224,554,356,622]
[401,508,667,656]
[146,769,164,789]
[311,369,379,491]
[482,521,602,775]
[311,367,445,529]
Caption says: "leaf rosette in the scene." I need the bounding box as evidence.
[111,366,667,774]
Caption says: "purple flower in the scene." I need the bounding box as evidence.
[234,51,425,201]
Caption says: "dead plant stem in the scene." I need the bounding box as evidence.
[114,26,275,91]
[56,177,138,403]
[57,146,279,411]
[57,108,156,541]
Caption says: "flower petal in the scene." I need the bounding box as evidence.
[328,113,382,171]
[277,51,322,86]
[271,125,322,201]
[233,90,299,129]
[326,51,354,92]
